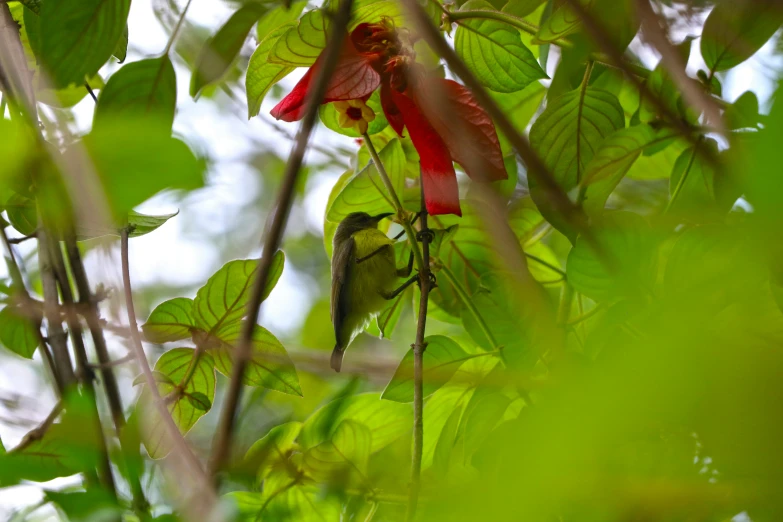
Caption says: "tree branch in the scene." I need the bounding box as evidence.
[208,0,358,483]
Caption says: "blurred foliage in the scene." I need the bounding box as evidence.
[1,0,783,521]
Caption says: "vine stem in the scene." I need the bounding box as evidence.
[120,229,216,509]
[209,0,357,483]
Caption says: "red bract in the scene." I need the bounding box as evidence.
[271,19,507,216]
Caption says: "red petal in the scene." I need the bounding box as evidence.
[393,91,461,216]
[271,38,380,122]
[416,79,507,183]
[381,83,405,136]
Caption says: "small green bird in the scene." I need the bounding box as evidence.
[330,212,415,372]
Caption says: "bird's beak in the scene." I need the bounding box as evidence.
[372,213,394,222]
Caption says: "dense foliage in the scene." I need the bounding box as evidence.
[1,0,783,520]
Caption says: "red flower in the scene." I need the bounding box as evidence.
[271,19,507,216]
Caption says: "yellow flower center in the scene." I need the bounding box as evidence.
[333,99,376,135]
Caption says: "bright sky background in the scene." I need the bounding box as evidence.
[0,0,780,517]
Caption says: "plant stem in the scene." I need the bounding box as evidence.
[406,183,431,522]
[362,133,425,273]
[163,0,194,56]
[209,0,357,484]
[556,284,575,326]
[120,228,214,505]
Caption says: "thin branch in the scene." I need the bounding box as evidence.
[9,401,62,453]
[406,183,432,522]
[120,228,216,511]
[208,0,358,483]
[163,0,194,56]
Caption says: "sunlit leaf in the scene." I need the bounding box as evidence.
[139,348,216,459]
[192,251,285,333]
[191,2,267,98]
[349,0,403,30]
[455,0,547,93]
[94,56,177,132]
[247,24,296,118]
[536,0,592,43]
[142,298,196,343]
[213,322,302,396]
[300,392,411,452]
[701,0,783,73]
[257,1,307,41]
[269,10,327,66]
[39,0,131,88]
[243,422,302,482]
[382,336,470,403]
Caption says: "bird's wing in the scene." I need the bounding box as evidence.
[331,235,355,346]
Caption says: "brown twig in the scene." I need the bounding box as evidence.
[120,228,216,515]
[406,185,432,522]
[9,401,63,453]
[208,0,358,483]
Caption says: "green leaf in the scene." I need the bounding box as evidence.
[269,10,327,66]
[39,0,131,89]
[566,211,656,302]
[132,370,175,387]
[423,383,474,470]
[0,119,36,191]
[94,56,177,132]
[725,90,760,130]
[74,119,205,220]
[127,210,179,238]
[0,306,38,359]
[6,193,37,236]
[247,24,296,118]
[142,297,196,344]
[301,420,372,486]
[18,0,41,15]
[257,0,307,42]
[139,348,216,459]
[226,473,342,522]
[491,81,547,141]
[536,0,592,43]
[113,24,129,63]
[325,138,404,227]
[580,124,664,216]
[461,389,512,456]
[0,391,102,486]
[528,87,624,237]
[382,336,470,403]
[37,74,105,109]
[191,2,267,98]
[213,322,302,396]
[192,251,285,333]
[701,0,783,73]
[462,272,541,370]
[319,90,389,137]
[349,0,403,30]
[300,392,411,452]
[243,422,302,482]
[455,0,547,93]
[668,139,731,223]
[45,489,120,522]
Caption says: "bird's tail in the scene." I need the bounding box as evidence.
[330,345,345,372]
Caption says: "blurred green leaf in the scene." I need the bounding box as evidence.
[39,0,130,88]
[424,383,474,470]
[700,0,783,73]
[725,90,760,130]
[243,421,302,482]
[213,322,302,396]
[113,24,128,63]
[139,348,216,459]
[45,488,120,522]
[0,306,38,359]
[191,2,267,98]
[257,0,307,41]
[301,420,371,486]
[127,210,179,237]
[668,139,726,223]
[461,390,512,458]
[300,392,411,452]
[491,81,546,143]
[455,0,547,93]
[142,297,196,343]
[94,56,177,132]
[536,0,591,43]
[269,9,327,66]
[193,251,285,333]
[382,335,470,403]
[566,211,656,302]
[5,193,37,237]
[247,23,296,118]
